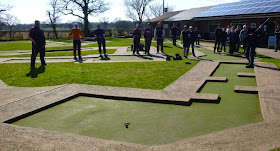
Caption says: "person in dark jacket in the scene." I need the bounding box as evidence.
[235,25,242,52]
[221,28,227,52]
[181,25,196,58]
[94,24,107,57]
[214,25,223,53]
[144,23,153,55]
[275,25,280,52]
[132,24,142,55]
[29,20,47,69]
[244,24,262,68]
[194,27,201,45]
[154,22,165,54]
[170,23,178,46]
[228,28,238,55]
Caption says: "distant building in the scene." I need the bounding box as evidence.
[148,0,280,47]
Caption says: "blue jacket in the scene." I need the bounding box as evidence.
[94,28,105,38]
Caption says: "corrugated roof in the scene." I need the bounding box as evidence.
[148,11,183,23]
[195,0,280,18]
[167,6,213,21]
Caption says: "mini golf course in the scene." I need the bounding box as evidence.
[11,63,262,146]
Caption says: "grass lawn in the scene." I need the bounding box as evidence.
[0,49,117,58]
[0,60,198,89]
[0,41,32,51]
[0,38,136,51]
[12,64,262,145]
[271,148,280,151]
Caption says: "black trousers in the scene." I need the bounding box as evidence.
[214,40,221,53]
[196,38,200,45]
[31,45,46,68]
[133,38,140,54]
[172,35,177,45]
[145,38,152,53]
[73,40,81,57]
[97,37,106,54]
[245,45,256,66]
[236,40,240,52]
[157,38,164,53]
[221,41,226,52]
[229,42,236,54]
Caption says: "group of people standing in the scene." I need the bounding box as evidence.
[214,23,264,68]
[29,19,278,69]
[131,22,166,56]
[132,22,201,58]
[214,24,243,55]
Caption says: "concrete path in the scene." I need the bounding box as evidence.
[200,42,280,59]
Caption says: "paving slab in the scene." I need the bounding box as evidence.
[0,85,65,107]
[254,62,280,122]
[206,77,228,82]
[238,72,256,77]
[164,61,220,94]
[256,47,280,59]
[234,86,258,94]
[177,43,207,58]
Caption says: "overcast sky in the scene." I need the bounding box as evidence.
[3,0,240,24]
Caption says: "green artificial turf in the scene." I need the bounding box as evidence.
[12,64,262,145]
[197,47,244,61]
[0,60,198,89]
[0,49,116,58]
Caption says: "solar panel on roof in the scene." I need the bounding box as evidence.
[195,0,280,17]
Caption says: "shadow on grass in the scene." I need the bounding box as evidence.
[26,66,45,78]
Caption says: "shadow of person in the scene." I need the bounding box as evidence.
[26,66,46,78]
[138,55,153,60]
[101,56,111,60]
[77,59,84,63]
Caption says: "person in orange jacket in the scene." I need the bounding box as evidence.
[68,23,86,60]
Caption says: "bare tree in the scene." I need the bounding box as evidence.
[0,3,12,24]
[124,0,154,26]
[47,0,61,39]
[0,3,11,13]
[4,14,19,40]
[59,0,109,36]
[147,3,175,19]
[99,17,109,29]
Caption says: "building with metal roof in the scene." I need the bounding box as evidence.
[194,0,280,20]
[148,0,280,46]
[148,11,183,23]
[167,6,213,22]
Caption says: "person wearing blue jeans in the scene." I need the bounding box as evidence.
[275,25,280,52]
